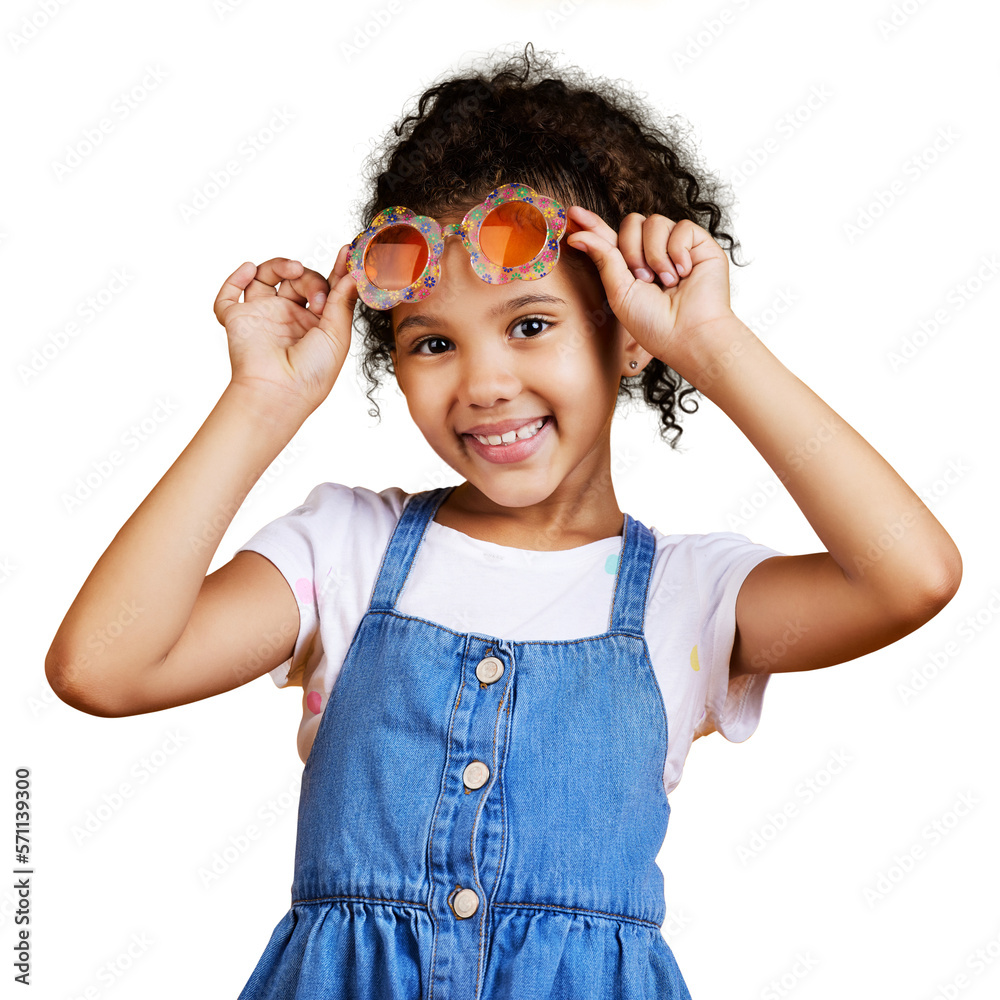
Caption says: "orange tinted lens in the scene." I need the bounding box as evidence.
[363,225,429,290]
[479,201,547,267]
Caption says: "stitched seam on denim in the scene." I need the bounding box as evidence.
[291,893,427,910]
[368,490,423,610]
[636,520,656,633]
[427,629,468,1000]
[388,486,454,611]
[476,662,511,996]
[492,900,661,929]
[638,631,671,798]
[607,513,630,632]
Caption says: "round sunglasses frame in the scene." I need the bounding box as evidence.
[347,182,568,311]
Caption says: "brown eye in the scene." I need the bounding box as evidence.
[511,317,550,339]
[412,336,452,355]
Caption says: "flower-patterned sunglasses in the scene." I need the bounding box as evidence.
[347,182,570,310]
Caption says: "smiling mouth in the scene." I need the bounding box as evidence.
[464,417,549,447]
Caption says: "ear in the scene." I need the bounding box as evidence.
[611,314,655,377]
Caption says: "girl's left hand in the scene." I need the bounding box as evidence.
[564,205,736,366]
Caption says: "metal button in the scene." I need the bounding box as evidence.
[475,656,504,684]
[463,761,490,790]
[449,887,480,919]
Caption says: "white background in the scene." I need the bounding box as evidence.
[5,0,999,997]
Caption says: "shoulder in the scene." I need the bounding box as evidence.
[235,482,417,563]
[647,525,782,581]
[289,482,412,523]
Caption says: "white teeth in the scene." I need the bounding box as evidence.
[472,418,545,446]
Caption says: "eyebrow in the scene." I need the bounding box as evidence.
[394,293,568,341]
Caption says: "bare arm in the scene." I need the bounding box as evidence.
[678,316,963,676]
[45,251,359,715]
[562,207,962,678]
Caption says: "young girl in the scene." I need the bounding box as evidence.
[46,44,961,999]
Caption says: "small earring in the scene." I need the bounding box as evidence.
[629,361,638,369]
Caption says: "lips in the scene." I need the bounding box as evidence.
[461,416,553,465]
[461,416,549,437]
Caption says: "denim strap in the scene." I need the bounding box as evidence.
[368,486,455,612]
[608,513,656,636]
[368,485,654,636]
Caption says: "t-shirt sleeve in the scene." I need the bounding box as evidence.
[233,482,409,692]
[687,532,784,743]
[644,529,787,795]
[233,484,332,688]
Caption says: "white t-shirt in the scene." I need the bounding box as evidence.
[235,483,783,795]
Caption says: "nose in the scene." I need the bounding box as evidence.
[458,341,524,409]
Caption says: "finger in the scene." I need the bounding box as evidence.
[213,261,257,326]
[284,264,331,312]
[666,219,711,276]
[618,213,659,284]
[562,228,637,312]
[316,244,360,332]
[640,215,681,287]
[566,205,620,246]
[244,257,305,301]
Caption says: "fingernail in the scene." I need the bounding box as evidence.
[312,293,326,310]
[634,267,655,282]
[658,271,676,286]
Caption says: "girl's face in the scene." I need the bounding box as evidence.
[388,226,647,515]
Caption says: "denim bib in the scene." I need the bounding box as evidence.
[238,486,691,999]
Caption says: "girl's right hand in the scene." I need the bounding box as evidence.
[212,246,360,414]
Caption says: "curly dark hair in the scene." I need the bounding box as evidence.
[350,42,747,447]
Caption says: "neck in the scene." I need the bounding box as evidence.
[436,479,624,551]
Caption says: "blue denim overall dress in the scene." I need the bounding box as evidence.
[238,486,692,999]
